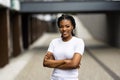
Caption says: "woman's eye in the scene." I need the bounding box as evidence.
[66,26,70,28]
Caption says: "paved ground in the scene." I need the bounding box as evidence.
[0,33,120,80]
[16,33,120,80]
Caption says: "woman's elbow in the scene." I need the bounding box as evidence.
[43,63,46,67]
[43,61,48,67]
[43,64,46,67]
[72,63,79,69]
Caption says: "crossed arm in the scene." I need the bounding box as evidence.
[43,51,82,69]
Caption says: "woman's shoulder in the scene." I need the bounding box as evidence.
[73,37,85,46]
[51,37,61,43]
[73,36,84,42]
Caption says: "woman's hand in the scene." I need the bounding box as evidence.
[64,59,71,64]
[45,52,55,61]
[43,52,65,68]
[56,53,82,69]
[64,59,80,69]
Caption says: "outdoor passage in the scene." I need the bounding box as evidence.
[0,0,120,80]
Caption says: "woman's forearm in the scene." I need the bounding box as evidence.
[43,53,81,69]
[56,60,80,69]
[43,59,65,68]
[44,59,79,69]
[56,53,82,69]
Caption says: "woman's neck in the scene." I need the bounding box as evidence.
[62,36,73,42]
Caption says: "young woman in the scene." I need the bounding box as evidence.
[43,14,85,80]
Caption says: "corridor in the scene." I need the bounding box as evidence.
[0,33,120,80]
[0,1,120,80]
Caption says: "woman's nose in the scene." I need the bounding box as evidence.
[62,27,66,31]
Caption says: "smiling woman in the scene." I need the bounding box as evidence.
[43,14,85,80]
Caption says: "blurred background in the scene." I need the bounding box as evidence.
[0,0,120,80]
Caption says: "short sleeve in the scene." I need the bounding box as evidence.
[48,40,54,53]
[74,39,85,55]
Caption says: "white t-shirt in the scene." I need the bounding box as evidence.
[48,36,85,79]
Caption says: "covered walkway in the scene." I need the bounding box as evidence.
[0,33,120,80]
[0,0,120,80]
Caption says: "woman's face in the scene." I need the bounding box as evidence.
[59,19,73,38]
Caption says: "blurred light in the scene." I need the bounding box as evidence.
[44,14,52,21]
[36,15,45,20]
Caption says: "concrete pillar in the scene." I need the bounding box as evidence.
[21,14,30,49]
[106,13,120,47]
[0,9,10,67]
[12,12,23,57]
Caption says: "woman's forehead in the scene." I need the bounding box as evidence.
[60,19,71,23]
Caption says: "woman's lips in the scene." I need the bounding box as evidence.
[62,32,67,35]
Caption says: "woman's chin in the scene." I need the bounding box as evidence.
[62,35,68,38]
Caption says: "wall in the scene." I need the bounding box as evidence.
[77,13,120,47]
[77,14,107,42]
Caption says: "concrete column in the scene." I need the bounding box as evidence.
[12,12,23,57]
[21,14,30,49]
[0,9,10,67]
[31,17,35,43]
[106,13,120,47]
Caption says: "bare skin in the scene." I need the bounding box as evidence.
[43,52,82,69]
[43,19,82,69]
[43,52,65,68]
[59,19,73,41]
